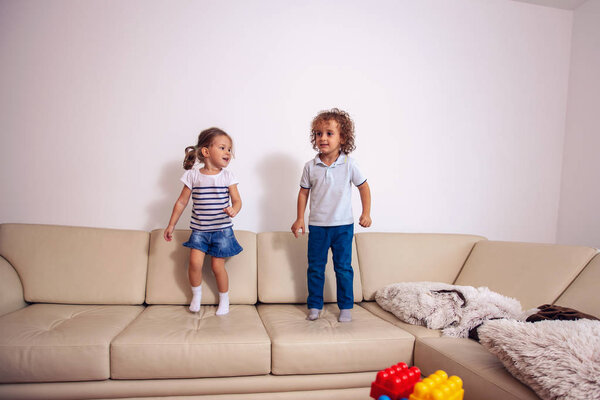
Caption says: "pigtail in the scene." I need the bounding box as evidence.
[183,127,231,170]
[183,146,198,170]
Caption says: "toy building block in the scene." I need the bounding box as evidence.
[408,370,464,400]
[378,396,407,400]
[370,362,421,400]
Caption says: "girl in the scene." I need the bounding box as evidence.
[164,127,243,315]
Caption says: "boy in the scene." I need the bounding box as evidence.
[291,108,371,322]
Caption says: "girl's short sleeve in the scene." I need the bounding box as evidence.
[225,169,239,186]
[350,159,367,187]
[180,169,195,189]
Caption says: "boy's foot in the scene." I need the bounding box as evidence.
[338,309,352,322]
[307,308,321,321]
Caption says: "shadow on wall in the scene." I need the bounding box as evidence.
[145,160,192,233]
[257,153,302,232]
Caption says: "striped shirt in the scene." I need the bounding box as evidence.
[181,168,239,232]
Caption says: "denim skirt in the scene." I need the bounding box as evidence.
[183,227,243,258]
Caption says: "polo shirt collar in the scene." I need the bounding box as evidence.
[314,152,347,167]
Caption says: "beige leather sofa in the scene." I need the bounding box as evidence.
[0,223,598,400]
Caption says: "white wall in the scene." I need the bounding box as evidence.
[557,0,600,249]
[0,0,573,242]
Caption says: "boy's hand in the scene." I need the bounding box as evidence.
[224,206,238,218]
[164,226,174,241]
[291,219,305,238]
[359,214,372,228]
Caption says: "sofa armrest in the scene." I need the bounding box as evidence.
[0,255,27,316]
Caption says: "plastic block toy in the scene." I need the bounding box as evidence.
[408,370,464,400]
[370,362,421,400]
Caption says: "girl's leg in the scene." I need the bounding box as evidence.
[189,249,205,286]
[211,257,230,315]
[189,249,205,312]
[211,256,229,292]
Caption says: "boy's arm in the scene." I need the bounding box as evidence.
[357,181,372,228]
[224,184,242,217]
[291,187,310,238]
[164,185,192,241]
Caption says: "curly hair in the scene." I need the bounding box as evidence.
[183,127,233,170]
[310,108,356,154]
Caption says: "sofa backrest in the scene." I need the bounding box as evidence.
[0,223,149,304]
[146,229,257,305]
[257,232,363,303]
[554,252,600,318]
[0,255,27,316]
[355,232,485,301]
[454,240,597,310]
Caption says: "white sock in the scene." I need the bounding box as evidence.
[338,309,352,322]
[189,285,202,313]
[216,291,229,315]
[307,308,321,321]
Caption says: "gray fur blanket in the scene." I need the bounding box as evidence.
[477,318,600,400]
[375,281,525,338]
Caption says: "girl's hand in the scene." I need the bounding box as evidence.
[291,219,305,238]
[164,226,174,241]
[359,214,372,228]
[224,206,238,218]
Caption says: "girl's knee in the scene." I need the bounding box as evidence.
[212,267,227,278]
[211,258,226,273]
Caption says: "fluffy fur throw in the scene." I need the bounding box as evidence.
[375,281,524,338]
[478,319,600,400]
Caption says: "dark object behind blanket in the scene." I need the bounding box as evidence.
[468,304,599,342]
[525,303,599,322]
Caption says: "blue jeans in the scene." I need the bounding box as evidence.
[307,224,354,310]
[183,227,243,258]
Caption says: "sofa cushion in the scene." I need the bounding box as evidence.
[257,304,414,375]
[454,241,597,309]
[110,305,271,379]
[0,372,375,400]
[414,337,539,400]
[355,233,485,301]
[257,232,362,303]
[0,224,149,304]
[359,301,442,339]
[146,229,257,305]
[0,304,143,383]
[554,252,600,318]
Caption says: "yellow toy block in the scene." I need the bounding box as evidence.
[409,370,464,400]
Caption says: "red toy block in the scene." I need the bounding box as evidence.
[370,362,422,400]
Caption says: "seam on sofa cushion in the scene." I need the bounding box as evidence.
[271,337,414,345]
[450,239,486,285]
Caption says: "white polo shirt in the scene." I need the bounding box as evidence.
[300,153,367,227]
